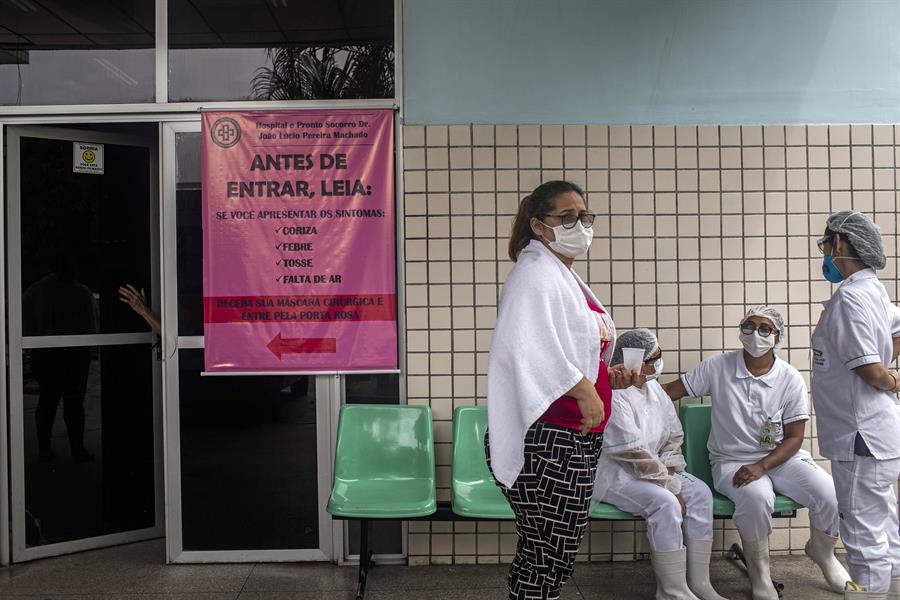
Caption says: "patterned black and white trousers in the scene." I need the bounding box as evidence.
[485,421,603,600]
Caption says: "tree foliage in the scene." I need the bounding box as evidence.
[251,44,394,100]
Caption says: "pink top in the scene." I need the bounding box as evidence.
[539,300,612,433]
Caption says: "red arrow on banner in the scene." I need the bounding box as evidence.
[266,333,337,359]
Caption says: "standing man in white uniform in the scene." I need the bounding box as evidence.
[812,211,900,600]
[665,306,850,600]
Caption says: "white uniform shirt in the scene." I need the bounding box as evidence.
[682,351,810,466]
[811,268,900,461]
[594,380,685,499]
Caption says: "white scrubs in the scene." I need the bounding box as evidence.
[811,268,900,593]
[594,380,715,552]
[682,351,840,542]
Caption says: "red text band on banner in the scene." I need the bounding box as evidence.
[203,294,397,323]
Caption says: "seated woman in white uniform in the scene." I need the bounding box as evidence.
[664,306,850,600]
[594,329,726,600]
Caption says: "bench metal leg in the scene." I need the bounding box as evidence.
[728,543,784,599]
[356,519,373,600]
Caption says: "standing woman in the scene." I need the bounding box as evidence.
[485,180,636,600]
[811,211,900,599]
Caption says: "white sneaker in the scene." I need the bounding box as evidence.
[886,576,900,600]
[845,581,888,599]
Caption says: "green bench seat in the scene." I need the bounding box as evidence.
[680,403,803,517]
[589,500,637,520]
[450,406,638,520]
[327,404,437,519]
[327,404,438,600]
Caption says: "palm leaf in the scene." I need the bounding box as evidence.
[251,44,394,101]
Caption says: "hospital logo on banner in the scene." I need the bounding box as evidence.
[211,117,242,149]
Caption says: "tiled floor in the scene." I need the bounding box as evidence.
[0,539,840,599]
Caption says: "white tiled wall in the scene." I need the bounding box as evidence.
[401,123,900,565]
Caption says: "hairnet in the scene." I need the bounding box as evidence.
[743,305,786,352]
[827,210,886,270]
[611,328,659,366]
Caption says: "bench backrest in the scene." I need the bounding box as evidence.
[452,405,491,484]
[333,404,435,480]
[451,403,715,488]
[680,403,714,489]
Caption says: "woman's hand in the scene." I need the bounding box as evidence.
[565,377,605,435]
[118,284,149,317]
[675,492,687,517]
[118,284,162,334]
[632,369,647,390]
[575,390,605,436]
[608,365,633,389]
[732,463,767,488]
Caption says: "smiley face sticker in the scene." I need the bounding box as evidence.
[73,142,104,174]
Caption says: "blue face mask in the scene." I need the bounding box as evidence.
[822,255,844,283]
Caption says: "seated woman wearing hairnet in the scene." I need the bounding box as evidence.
[594,329,726,600]
[664,306,850,600]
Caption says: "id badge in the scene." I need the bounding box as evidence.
[759,419,782,450]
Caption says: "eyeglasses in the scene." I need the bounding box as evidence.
[740,322,776,338]
[542,212,596,229]
[644,350,663,364]
[817,234,834,255]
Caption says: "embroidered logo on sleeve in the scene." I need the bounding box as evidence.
[812,348,829,370]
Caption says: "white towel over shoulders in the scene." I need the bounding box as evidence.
[487,240,615,488]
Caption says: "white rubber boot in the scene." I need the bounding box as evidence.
[741,537,779,600]
[685,539,730,600]
[886,576,900,600]
[651,548,702,600]
[805,527,852,593]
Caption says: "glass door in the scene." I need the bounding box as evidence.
[6,125,163,562]
[161,122,335,562]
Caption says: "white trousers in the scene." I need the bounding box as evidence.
[831,456,900,593]
[713,453,840,542]
[601,471,714,552]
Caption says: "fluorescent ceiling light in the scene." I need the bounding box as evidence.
[93,57,139,87]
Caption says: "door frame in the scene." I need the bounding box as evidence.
[0,107,403,564]
[5,125,164,562]
[160,121,336,563]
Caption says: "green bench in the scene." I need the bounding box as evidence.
[327,402,804,599]
[326,404,437,600]
[451,405,637,520]
[450,404,802,522]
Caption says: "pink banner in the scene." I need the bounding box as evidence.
[202,109,396,372]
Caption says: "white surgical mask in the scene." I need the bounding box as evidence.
[539,220,594,258]
[739,331,775,358]
[646,357,664,381]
